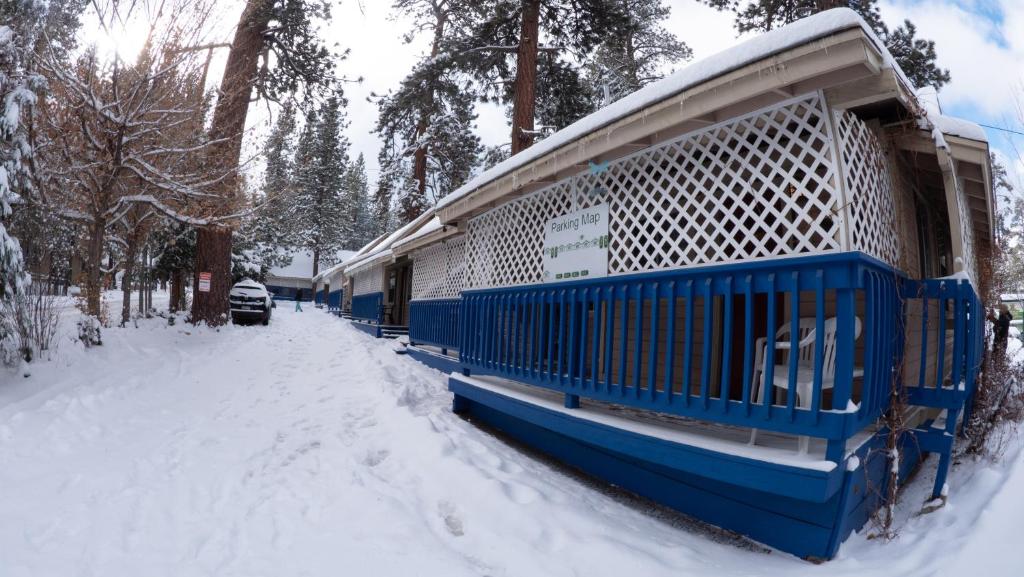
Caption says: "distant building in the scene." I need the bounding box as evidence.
[265,250,355,301]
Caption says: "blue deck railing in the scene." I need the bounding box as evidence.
[409,298,461,351]
[352,292,383,324]
[459,253,908,461]
[902,277,983,410]
[327,289,343,312]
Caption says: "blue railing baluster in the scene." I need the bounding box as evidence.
[811,271,825,423]
[579,288,590,390]
[763,274,777,415]
[833,288,855,412]
[701,278,714,409]
[742,276,753,415]
[618,286,629,397]
[604,286,615,395]
[591,288,601,392]
[665,282,677,405]
[721,276,734,411]
[558,290,568,385]
[683,280,694,407]
[647,282,660,401]
[568,289,578,388]
[786,271,800,421]
[936,282,948,390]
[633,283,644,398]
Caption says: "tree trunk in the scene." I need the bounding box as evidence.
[121,229,140,326]
[192,0,273,326]
[510,0,541,155]
[85,217,107,317]
[170,268,184,313]
[191,227,233,326]
[411,12,448,203]
[312,246,320,278]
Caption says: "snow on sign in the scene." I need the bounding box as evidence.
[542,203,609,282]
[198,272,212,293]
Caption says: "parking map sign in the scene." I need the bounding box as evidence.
[542,203,609,282]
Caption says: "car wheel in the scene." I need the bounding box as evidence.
[262,309,270,325]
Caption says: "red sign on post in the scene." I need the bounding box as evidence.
[198,272,212,293]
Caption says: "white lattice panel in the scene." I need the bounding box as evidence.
[466,181,575,287]
[466,94,846,288]
[412,236,467,299]
[352,264,384,296]
[833,110,900,267]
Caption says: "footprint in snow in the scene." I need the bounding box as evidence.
[438,500,465,537]
[363,448,390,467]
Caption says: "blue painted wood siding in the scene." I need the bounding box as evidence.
[315,289,324,305]
[352,292,383,324]
[409,298,461,350]
[458,252,908,459]
[327,289,343,311]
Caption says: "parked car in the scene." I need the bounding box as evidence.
[229,279,274,325]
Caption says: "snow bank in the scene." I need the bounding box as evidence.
[3,303,1023,576]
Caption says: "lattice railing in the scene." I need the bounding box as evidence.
[834,110,900,267]
[352,265,383,296]
[411,236,467,300]
[465,94,848,289]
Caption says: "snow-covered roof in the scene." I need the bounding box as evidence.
[929,113,988,143]
[268,251,315,280]
[392,216,443,251]
[312,250,358,282]
[436,8,899,213]
[270,249,357,281]
[344,213,434,274]
[916,86,988,143]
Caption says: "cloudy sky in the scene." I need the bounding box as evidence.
[91,0,1024,191]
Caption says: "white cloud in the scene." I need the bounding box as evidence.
[879,0,1024,117]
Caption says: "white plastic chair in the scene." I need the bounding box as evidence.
[748,316,863,454]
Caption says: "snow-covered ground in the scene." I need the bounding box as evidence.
[1,297,1022,576]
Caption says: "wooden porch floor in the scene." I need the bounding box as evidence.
[457,374,927,470]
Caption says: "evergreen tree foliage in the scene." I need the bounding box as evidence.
[375,0,484,225]
[341,153,374,248]
[883,20,951,90]
[278,94,351,275]
[256,103,299,249]
[455,0,629,152]
[700,0,950,89]
[0,1,47,304]
[585,0,692,105]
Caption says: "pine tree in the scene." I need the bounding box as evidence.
[192,0,340,326]
[341,153,374,248]
[0,5,41,306]
[585,0,692,105]
[371,148,398,237]
[883,20,950,90]
[458,0,628,153]
[257,103,299,248]
[700,1,950,89]
[287,94,350,275]
[376,0,483,224]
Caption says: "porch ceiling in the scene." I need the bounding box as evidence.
[896,132,995,250]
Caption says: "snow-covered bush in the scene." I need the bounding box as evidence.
[0,284,60,364]
[76,316,102,348]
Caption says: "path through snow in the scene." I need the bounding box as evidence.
[1,304,1022,576]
